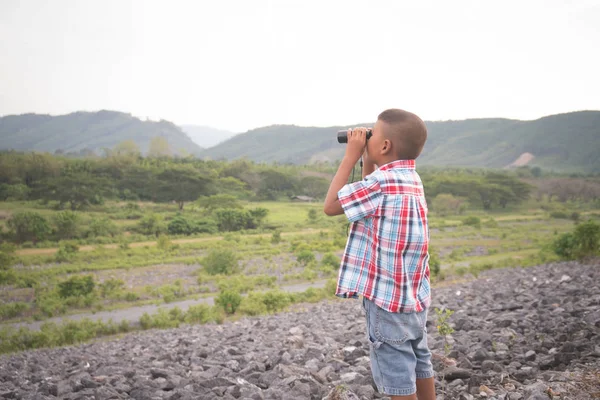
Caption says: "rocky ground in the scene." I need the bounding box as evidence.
[0,260,599,400]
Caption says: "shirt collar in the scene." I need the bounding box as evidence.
[378,160,416,171]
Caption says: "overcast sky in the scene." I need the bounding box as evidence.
[1,0,599,132]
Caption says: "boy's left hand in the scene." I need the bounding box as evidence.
[345,127,368,162]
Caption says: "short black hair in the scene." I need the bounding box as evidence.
[377,109,427,159]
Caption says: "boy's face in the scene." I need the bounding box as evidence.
[365,119,388,163]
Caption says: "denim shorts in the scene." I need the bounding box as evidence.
[362,297,434,396]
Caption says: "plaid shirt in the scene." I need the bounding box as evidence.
[336,160,431,313]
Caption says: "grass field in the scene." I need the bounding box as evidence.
[1,198,598,332]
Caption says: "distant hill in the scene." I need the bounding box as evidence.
[0,110,204,156]
[200,111,600,172]
[180,125,237,149]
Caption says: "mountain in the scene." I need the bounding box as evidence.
[200,111,600,172]
[0,110,204,156]
[180,125,237,149]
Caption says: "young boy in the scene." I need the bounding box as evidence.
[324,109,435,400]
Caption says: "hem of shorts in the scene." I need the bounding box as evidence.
[378,385,416,396]
[416,370,435,379]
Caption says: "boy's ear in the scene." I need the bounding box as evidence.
[381,139,392,155]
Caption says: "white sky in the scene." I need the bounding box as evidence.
[1,0,599,132]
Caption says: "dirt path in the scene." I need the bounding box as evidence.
[6,280,330,332]
[16,229,329,256]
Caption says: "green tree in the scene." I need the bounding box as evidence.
[197,194,242,212]
[36,172,111,210]
[7,211,51,243]
[156,165,213,210]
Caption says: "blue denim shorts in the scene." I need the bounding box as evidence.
[362,297,434,396]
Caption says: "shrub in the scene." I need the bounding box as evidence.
[238,293,268,316]
[167,214,192,235]
[58,275,95,298]
[215,209,253,232]
[156,235,175,251]
[136,214,164,236]
[261,290,291,312]
[321,252,340,269]
[184,304,213,324]
[54,241,79,263]
[0,302,29,320]
[0,244,16,271]
[462,216,481,228]
[552,220,600,260]
[307,209,318,222]
[139,308,184,330]
[0,183,30,201]
[271,231,282,244]
[7,211,51,243]
[428,247,441,277]
[99,278,125,298]
[296,249,315,265]
[87,217,118,237]
[53,211,79,240]
[215,290,242,314]
[550,211,569,219]
[202,249,239,275]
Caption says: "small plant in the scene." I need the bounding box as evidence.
[54,241,79,263]
[552,220,600,260]
[296,249,315,265]
[428,248,441,277]
[307,209,318,222]
[215,290,242,315]
[202,249,240,275]
[271,230,282,244]
[321,252,340,269]
[462,216,481,229]
[58,275,95,298]
[435,307,455,355]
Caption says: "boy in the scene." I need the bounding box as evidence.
[323,109,435,400]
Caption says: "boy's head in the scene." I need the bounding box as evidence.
[368,109,427,163]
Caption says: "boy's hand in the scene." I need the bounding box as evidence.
[344,127,368,163]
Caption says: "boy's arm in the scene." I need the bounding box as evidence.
[323,128,368,216]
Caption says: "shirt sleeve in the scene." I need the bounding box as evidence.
[337,173,382,222]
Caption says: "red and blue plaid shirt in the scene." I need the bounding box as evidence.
[336,159,431,313]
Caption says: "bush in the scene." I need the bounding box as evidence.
[87,217,118,237]
[0,244,16,271]
[215,290,242,314]
[462,216,481,228]
[296,249,315,265]
[136,214,164,236]
[321,252,340,269]
[550,211,569,219]
[140,308,183,330]
[202,249,239,275]
[53,211,79,240]
[552,220,600,260]
[54,241,79,263]
[58,275,95,298]
[167,214,193,235]
[7,211,51,243]
[184,304,213,324]
[0,302,29,320]
[99,278,125,298]
[428,247,441,277]
[271,231,282,244]
[215,209,254,232]
[0,183,30,201]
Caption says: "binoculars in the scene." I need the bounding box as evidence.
[337,129,373,144]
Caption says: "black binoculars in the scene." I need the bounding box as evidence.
[337,129,373,144]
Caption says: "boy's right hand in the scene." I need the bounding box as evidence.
[344,127,368,163]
